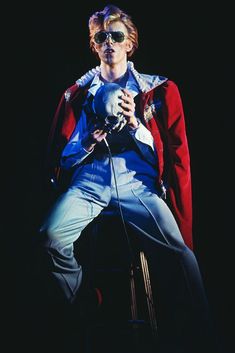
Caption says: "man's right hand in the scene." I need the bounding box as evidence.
[81,128,107,152]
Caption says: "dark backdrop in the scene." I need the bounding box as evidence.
[4,1,233,352]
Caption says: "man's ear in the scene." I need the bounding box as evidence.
[93,43,99,53]
[126,40,133,54]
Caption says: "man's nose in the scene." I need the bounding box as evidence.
[105,33,113,43]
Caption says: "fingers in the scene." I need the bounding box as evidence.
[91,129,107,142]
[120,89,135,118]
[121,89,134,105]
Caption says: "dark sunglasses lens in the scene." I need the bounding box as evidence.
[94,31,125,44]
[94,32,107,44]
[111,31,125,42]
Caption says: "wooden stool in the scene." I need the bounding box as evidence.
[75,211,158,352]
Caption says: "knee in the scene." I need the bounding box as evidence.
[38,223,60,246]
[176,244,198,263]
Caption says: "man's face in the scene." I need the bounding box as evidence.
[93,21,133,66]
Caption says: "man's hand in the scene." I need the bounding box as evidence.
[120,88,139,129]
[81,128,107,152]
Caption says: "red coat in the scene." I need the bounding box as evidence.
[46,79,193,250]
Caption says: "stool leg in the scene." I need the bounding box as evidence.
[140,251,158,338]
[130,264,138,321]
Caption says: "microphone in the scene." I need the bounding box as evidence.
[93,83,127,133]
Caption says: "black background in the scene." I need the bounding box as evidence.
[4,1,234,352]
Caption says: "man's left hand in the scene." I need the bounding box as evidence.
[120,89,139,129]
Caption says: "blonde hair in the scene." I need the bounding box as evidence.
[88,4,138,58]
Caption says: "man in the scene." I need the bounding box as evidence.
[38,4,216,352]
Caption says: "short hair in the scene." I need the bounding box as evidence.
[88,4,138,58]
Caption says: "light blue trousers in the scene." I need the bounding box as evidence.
[39,151,207,316]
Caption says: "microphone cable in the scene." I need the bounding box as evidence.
[103,136,135,264]
[103,137,158,330]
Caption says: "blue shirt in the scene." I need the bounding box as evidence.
[61,69,158,170]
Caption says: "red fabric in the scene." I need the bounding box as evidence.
[139,81,193,249]
[45,84,87,178]
[46,80,193,249]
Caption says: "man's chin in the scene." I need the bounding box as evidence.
[104,55,115,64]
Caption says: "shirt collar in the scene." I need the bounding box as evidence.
[76,61,167,94]
[87,69,140,98]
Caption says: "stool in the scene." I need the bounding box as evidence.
[75,211,158,352]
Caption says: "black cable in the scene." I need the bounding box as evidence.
[103,137,158,330]
[103,137,135,264]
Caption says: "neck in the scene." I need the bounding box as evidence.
[100,61,128,83]
[100,71,129,88]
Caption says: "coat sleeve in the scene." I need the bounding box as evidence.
[162,80,193,249]
[44,85,78,190]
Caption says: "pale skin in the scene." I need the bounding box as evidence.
[82,21,139,152]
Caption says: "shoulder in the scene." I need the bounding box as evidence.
[63,84,80,102]
[161,79,179,91]
[63,82,89,104]
[63,66,101,102]
[151,79,182,102]
[160,80,182,102]
[134,72,179,95]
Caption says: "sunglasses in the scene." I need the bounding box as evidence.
[94,31,125,44]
